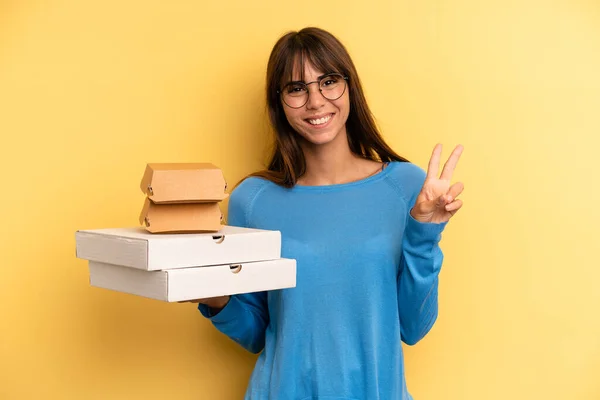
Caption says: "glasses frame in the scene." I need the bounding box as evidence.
[277,73,349,109]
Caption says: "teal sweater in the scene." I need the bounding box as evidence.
[198,161,447,400]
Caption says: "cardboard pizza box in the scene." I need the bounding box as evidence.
[75,225,282,271]
[86,258,296,302]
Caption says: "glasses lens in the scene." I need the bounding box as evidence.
[319,74,346,100]
[282,82,308,108]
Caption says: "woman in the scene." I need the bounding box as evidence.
[195,27,464,400]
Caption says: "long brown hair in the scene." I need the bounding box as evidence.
[244,27,408,188]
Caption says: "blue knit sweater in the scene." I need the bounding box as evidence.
[199,161,447,400]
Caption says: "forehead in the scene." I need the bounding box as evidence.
[291,61,324,81]
[281,49,339,85]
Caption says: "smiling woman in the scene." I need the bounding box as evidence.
[2,0,599,398]
[191,26,465,400]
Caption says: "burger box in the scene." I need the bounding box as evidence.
[140,163,229,203]
[139,198,222,233]
[86,258,297,302]
[75,226,282,271]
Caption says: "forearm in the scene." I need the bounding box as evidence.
[397,214,446,345]
[198,293,268,354]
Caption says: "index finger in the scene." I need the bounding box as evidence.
[440,145,464,181]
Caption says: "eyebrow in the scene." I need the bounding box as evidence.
[284,73,331,86]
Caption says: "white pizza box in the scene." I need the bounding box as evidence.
[87,258,296,302]
[75,225,281,271]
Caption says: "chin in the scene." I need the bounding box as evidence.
[297,121,347,146]
[299,129,341,146]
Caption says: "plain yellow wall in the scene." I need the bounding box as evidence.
[1,1,599,399]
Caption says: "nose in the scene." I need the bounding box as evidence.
[305,82,326,110]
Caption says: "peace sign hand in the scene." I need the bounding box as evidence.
[410,144,464,224]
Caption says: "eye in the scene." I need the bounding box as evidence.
[321,75,339,87]
[285,83,307,94]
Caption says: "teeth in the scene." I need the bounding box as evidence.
[308,115,331,125]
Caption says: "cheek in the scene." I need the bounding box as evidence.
[282,102,298,119]
[334,96,351,121]
[282,107,297,125]
[284,110,307,130]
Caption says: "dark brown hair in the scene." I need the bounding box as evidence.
[244,27,408,188]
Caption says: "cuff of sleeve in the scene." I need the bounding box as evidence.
[405,212,448,247]
[197,296,239,323]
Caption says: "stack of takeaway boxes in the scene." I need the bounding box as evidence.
[75,163,296,302]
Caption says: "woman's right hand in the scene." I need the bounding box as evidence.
[180,295,230,312]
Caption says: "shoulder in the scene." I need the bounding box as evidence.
[227,176,275,227]
[384,161,426,201]
[232,175,272,197]
[229,176,275,208]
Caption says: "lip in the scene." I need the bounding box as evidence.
[304,113,334,129]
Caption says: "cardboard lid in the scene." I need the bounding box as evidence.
[140,163,229,203]
[139,198,223,233]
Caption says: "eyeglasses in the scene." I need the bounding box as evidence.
[277,73,348,109]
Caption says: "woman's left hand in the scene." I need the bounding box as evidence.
[410,144,464,224]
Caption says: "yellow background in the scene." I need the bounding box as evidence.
[1,1,599,399]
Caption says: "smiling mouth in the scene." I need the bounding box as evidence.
[306,113,333,126]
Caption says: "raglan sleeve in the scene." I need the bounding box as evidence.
[397,165,448,345]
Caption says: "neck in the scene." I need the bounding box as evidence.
[297,128,363,186]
